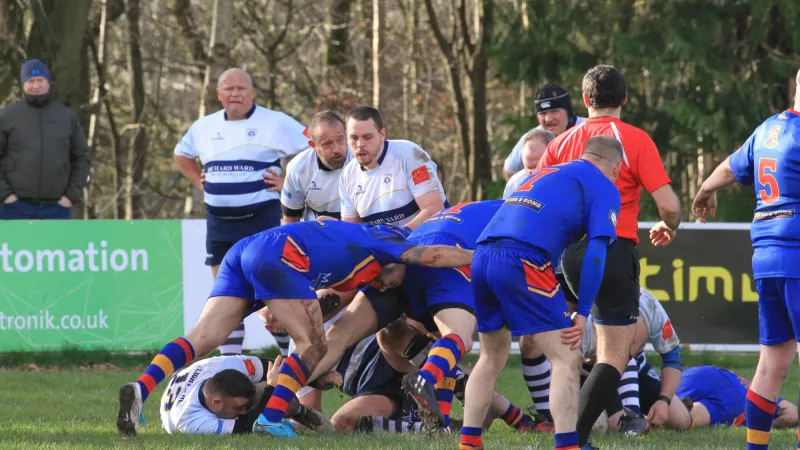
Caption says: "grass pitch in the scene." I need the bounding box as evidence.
[0,350,798,449]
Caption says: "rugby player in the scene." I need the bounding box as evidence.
[691,69,800,449]
[537,64,681,447]
[339,106,447,230]
[503,83,586,180]
[115,220,473,438]
[460,136,623,450]
[159,354,332,435]
[580,288,689,433]
[174,68,308,357]
[503,129,556,198]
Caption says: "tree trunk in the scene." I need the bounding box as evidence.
[124,0,147,219]
[371,0,383,108]
[326,0,352,69]
[402,0,418,135]
[199,0,233,118]
[0,0,28,102]
[467,0,492,200]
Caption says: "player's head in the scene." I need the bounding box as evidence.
[203,369,256,419]
[373,263,407,291]
[522,128,555,170]
[308,110,348,170]
[346,106,387,169]
[581,135,624,181]
[377,318,432,360]
[582,65,627,111]
[216,68,254,120]
[534,84,574,135]
[795,69,800,108]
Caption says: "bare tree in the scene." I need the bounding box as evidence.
[199,0,233,117]
[124,0,148,218]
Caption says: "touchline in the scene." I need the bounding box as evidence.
[0,242,149,273]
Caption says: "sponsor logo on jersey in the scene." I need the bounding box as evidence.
[764,125,782,149]
[383,174,392,184]
[411,166,431,185]
[662,320,674,340]
[609,210,618,227]
[355,185,364,196]
[211,132,224,141]
[309,181,322,191]
[246,128,258,140]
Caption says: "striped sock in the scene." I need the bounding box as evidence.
[500,403,524,428]
[619,358,641,414]
[419,334,465,385]
[435,371,457,427]
[371,416,424,432]
[219,322,245,355]
[263,353,309,422]
[459,426,483,449]
[522,355,552,421]
[745,389,776,449]
[555,430,580,449]
[137,337,194,402]
[272,331,291,357]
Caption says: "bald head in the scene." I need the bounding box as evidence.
[795,69,800,110]
[218,68,252,89]
[581,135,624,181]
[216,68,254,120]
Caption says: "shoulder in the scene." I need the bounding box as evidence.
[340,159,361,180]
[616,121,656,147]
[194,109,226,127]
[287,148,316,171]
[507,170,526,186]
[0,100,25,118]
[389,139,434,166]
[254,106,303,126]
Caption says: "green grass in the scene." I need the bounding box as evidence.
[0,351,798,449]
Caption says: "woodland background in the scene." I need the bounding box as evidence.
[1,0,798,221]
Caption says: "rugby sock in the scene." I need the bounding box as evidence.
[453,366,467,404]
[576,363,621,446]
[137,337,195,402]
[263,353,309,423]
[370,416,424,432]
[459,426,484,449]
[554,431,580,449]
[745,389,775,449]
[219,322,245,355]
[420,334,466,385]
[435,370,457,427]
[618,358,641,415]
[522,355,553,421]
[499,403,524,428]
[272,330,291,357]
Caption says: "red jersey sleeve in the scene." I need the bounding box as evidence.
[636,135,671,193]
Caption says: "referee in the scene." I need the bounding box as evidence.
[174,68,309,356]
[536,65,681,446]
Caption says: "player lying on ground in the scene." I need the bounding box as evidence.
[116,220,473,438]
[578,287,687,434]
[461,136,624,450]
[159,354,333,435]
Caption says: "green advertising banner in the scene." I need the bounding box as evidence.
[0,220,183,351]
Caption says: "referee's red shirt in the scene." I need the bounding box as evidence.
[535,116,671,244]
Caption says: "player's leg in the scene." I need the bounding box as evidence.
[460,329,511,449]
[745,278,796,448]
[255,297,326,436]
[534,329,583,448]
[117,295,251,436]
[687,401,712,428]
[563,239,640,446]
[306,287,404,384]
[520,335,553,422]
[332,394,398,432]
[208,236,248,356]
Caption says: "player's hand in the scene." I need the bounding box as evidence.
[4,193,18,204]
[312,370,343,391]
[647,398,669,426]
[264,169,284,192]
[58,196,73,208]
[266,355,283,386]
[691,188,717,223]
[561,313,586,351]
[649,221,676,247]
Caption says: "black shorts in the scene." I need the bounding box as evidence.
[362,287,409,331]
[561,238,639,325]
[414,301,475,335]
[556,272,577,305]
[205,200,282,266]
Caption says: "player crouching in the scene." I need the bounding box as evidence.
[159,354,333,435]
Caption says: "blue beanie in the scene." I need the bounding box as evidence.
[21,59,50,84]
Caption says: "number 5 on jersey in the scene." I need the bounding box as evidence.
[515,168,559,193]
[758,157,779,205]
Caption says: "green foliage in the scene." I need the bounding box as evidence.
[491,0,800,221]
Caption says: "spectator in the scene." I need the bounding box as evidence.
[503,83,584,180]
[502,128,555,198]
[0,59,91,220]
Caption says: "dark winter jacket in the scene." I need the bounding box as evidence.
[0,93,91,204]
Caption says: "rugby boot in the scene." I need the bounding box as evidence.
[516,411,555,433]
[582,438,600,450]
[252,414,299,438]
[402,370,445,430]
[617,408,649,436]
[290,403,335,433]
[117,382,143,436]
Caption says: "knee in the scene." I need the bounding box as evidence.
[330,414,354,433]
[519,335,540,357]
[457,333,473,351]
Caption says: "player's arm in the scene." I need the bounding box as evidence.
[636,137,681,232]
[398,245,473,268]
[656,347,683,401]
[773,400,799,428]
[173,126,204,192]
[574,236,611,319]
[339,173,363,223]
[280,158,306,224]
[179,416,236,435]
[403,190,445,231]
[650,184,681,231]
